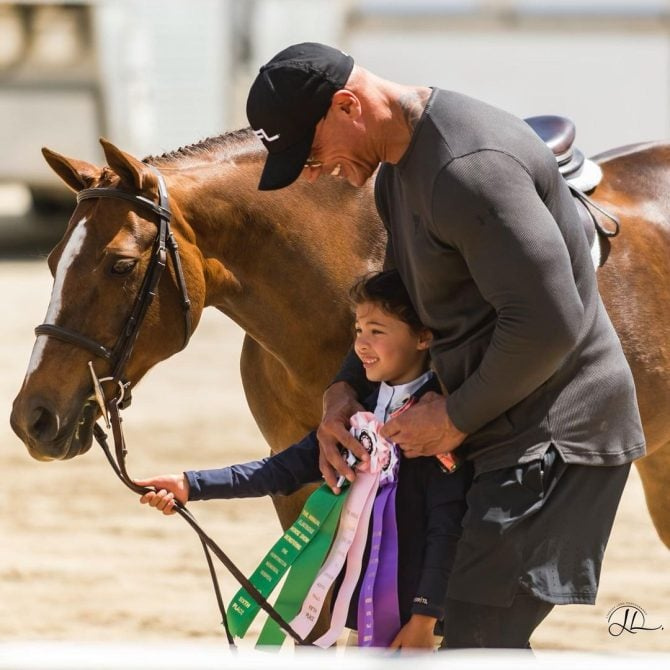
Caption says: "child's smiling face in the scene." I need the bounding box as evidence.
[354,301,432,385]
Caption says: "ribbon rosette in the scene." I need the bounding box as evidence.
[228,413,402,649]
[350,412,401,647]
[290,411,401,648]
[350,412,399,486]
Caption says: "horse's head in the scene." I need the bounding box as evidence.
[10,140,207,461]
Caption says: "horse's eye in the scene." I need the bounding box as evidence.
[111,258,138,275]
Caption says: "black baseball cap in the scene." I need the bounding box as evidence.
[246,42,354,191]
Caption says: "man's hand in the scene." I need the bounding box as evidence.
[135,474,190,515]
[380,391,467,458]
[317,382,367,493]
[389,614,438,651]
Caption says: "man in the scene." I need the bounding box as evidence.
[245,42,645,648]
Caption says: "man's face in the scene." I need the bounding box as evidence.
[300,94,378,188]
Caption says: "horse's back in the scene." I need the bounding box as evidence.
[591,142,670,451]
[592,142,670,548]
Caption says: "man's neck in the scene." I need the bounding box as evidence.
[384,85,431,164]
[352,68,430,165]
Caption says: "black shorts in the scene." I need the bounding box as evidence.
[446,444,631,607]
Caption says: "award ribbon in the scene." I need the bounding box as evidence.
[226,483,345,638]
[356,399,407,646]
[313,412,401,648]
[255,490,346,646]
[357,482,400,646]
[290,467,379,643]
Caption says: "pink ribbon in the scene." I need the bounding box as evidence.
[289,468,378,642]
[299,412,401,648]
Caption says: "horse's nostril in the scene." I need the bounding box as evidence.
[29,405,60,442]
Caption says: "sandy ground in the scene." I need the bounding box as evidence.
[2,259,670,654]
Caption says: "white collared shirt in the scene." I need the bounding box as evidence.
[373,370,434,424]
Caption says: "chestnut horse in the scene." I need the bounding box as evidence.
[9,129,670,549]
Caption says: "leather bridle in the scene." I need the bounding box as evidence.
[35,165,192,389]
[33,166,307,647]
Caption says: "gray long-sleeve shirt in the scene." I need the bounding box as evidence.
[337,88,644,473]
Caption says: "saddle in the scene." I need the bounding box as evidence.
[525,115,619,267]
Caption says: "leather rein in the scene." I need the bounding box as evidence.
[34,166,307,647]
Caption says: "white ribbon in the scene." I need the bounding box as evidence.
[289,412,397,646]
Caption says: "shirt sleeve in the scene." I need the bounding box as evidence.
[186,431,322,500]
[411,461,472,620]
[432,150,585,434]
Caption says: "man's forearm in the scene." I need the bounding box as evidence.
[444,312,581,435]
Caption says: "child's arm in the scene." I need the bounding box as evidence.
[136,431,322,515]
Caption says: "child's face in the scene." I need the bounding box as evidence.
[354,302,432,385]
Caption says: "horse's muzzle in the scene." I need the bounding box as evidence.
[10,394,96,461]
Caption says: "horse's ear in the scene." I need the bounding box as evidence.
[99,138,151,191]
[41,147,99,193]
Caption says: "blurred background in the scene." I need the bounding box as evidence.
[1,0,670,253]
[2,0,670,657]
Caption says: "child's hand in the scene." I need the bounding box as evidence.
[388,614,438,651]
[135,474,190,515]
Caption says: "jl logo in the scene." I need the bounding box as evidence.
[607,602,663,636]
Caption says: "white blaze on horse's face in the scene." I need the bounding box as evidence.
[26,216,89,380]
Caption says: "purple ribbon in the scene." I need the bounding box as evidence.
[357,474,400,646]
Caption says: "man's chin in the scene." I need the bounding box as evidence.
[347,173,371,187]
[342,165,375,188]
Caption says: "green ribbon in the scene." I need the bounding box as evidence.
[256,491,347,646]
[226,484,347,639]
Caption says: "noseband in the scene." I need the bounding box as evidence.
[35,165,192,390]
[32,166,306,646]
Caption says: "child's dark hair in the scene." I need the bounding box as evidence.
[349,270,425,332]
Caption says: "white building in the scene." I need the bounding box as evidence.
[1,0,669,208]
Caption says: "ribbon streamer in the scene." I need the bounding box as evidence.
[226,484,345,638]
[313,412,401,648]
[358,483,400,646]
[233,412,402,648]
[290,468,379,642]
[256,492,346,646]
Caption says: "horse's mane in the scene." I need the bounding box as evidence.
[143,126,261,167]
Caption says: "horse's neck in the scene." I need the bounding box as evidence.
[165,158,382,388]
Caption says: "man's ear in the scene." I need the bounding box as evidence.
[332,89,361,119]
[417,328,433,350]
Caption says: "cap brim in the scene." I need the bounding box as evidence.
[258,130,314,191]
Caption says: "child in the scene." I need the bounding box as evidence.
[137,269,472,649]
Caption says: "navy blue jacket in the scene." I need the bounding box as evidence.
[186,376,472,628]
